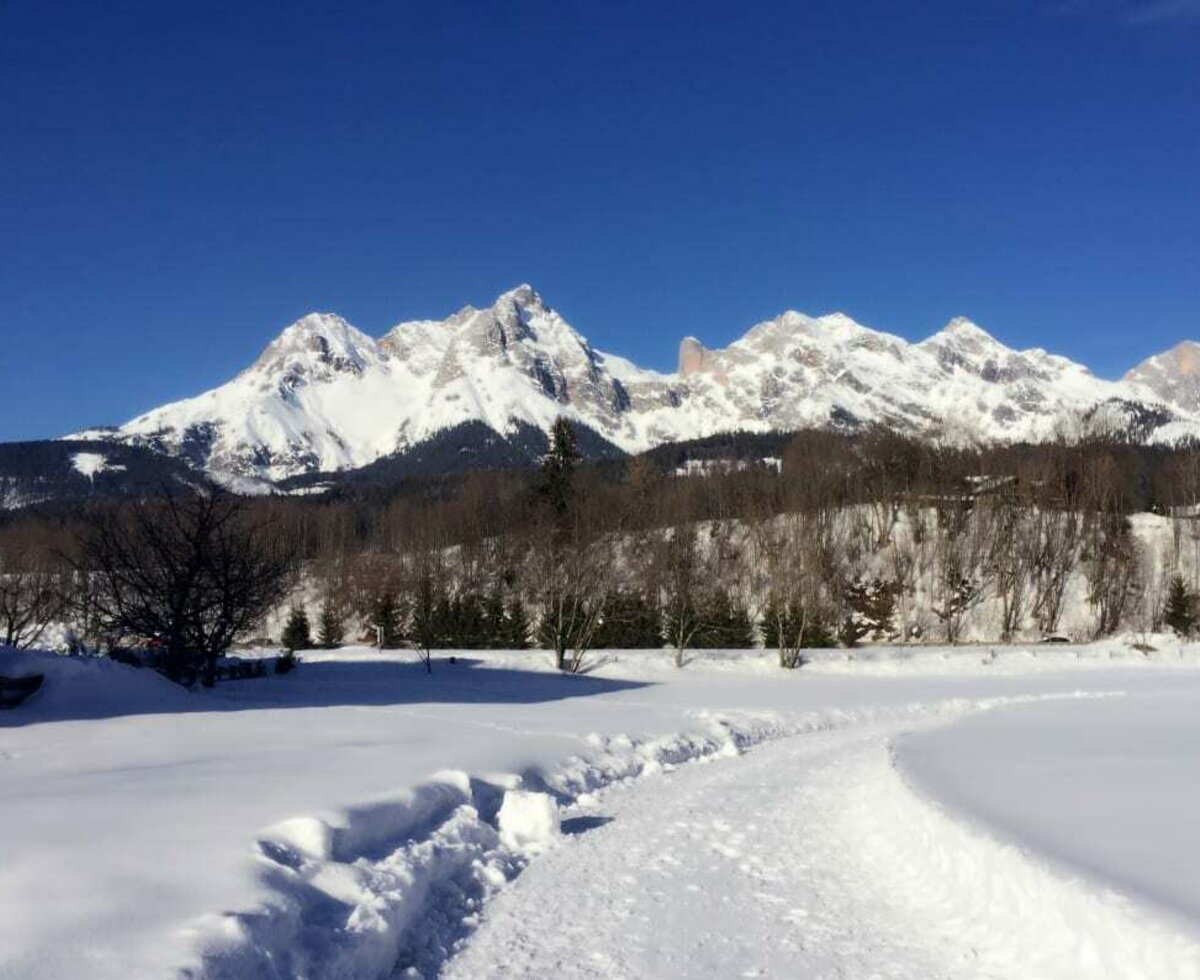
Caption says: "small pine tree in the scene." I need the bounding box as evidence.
[432,595,457,648]
[503,597,531,649]
[692,592,756,649]
[865,579,898,640]
[1163,574,1195,637]
[455,592,489,648]
[593,591,662,649]
[317,598,344,649]
[281,605,312,653]
[372,591,405,648]
[839,578,899,647]
[483,589,507,648]
[408,574,441,671]
[838,580,872,648]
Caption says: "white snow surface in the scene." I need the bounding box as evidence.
[71,284,1200,480]
[4,643,1200,978]
[897,689,1200,938]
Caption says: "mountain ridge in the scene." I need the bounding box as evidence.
[68,284,1199,484]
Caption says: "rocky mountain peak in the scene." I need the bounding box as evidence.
[251,313,377,380]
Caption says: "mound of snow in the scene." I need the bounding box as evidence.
[497,790,560,852]
[0,647,192,724]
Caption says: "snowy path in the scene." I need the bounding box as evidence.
[444,721,951,979]
[444,710,1200,980]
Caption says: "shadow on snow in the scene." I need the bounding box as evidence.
[1,652,652,726]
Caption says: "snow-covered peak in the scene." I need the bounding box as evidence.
[919,316,1005,354]
[942,315,993,337]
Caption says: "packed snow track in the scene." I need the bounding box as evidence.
[444,701,1200,980]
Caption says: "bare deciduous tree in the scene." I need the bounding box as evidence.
[751,511,836,668]
[929,500,992,644]
[658,523,709,667]
[74,490,294,685]
[0,534,67,649]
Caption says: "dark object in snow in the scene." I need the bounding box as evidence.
[0,673,44,709]
[1041,635,1071,644]
[449,656,457,664]
[274,651,298,675]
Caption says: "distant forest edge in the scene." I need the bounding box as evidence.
[6,422,1200,673]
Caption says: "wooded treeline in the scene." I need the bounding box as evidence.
[6,424,1200,673]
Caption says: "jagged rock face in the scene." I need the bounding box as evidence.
[1125,341,1200,414]
[72,285,1199,483]
[678,337,709,377]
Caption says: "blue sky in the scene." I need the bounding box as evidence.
[2,0,1197,440]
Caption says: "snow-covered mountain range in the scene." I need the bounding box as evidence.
[71,285,1200,483]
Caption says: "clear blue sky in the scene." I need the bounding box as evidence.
[2,0,1197,440]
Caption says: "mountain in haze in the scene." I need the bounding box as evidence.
[68,285,1200,485]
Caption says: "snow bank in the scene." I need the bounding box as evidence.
[0,646,193,722]
[182,713,774,979]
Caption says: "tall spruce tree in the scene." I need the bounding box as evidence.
[539,417,580,522]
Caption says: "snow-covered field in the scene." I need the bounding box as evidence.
[3,642,1200,978]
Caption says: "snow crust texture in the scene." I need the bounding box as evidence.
[75,285,1200,480]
